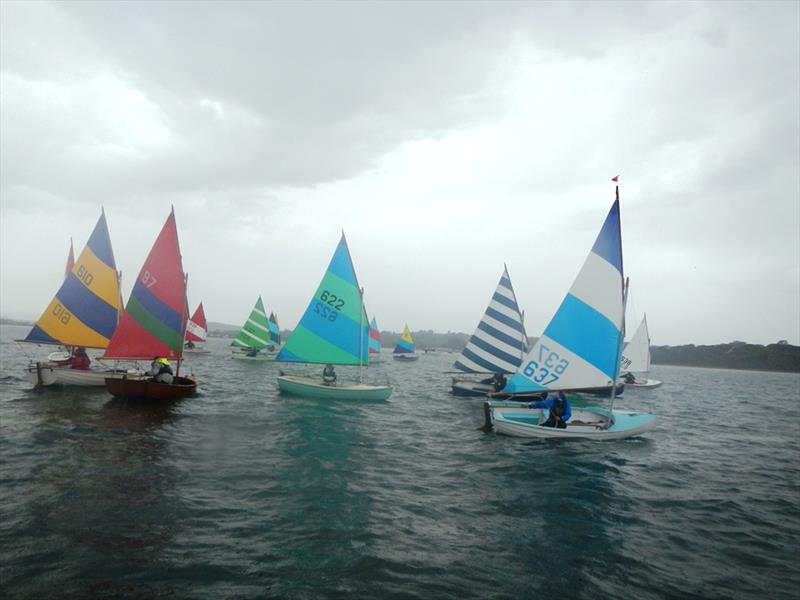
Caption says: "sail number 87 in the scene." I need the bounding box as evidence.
[523,345,569,385]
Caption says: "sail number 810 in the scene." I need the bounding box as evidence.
[522,345,569,385]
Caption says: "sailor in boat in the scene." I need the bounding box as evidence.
[322,364,337,386]
[245,347,259,358]
[149,357,174,384]
[528,391,571,429]
[186,340,195,349]
[623,372,637,384]
[488,372,507,392]
[54,347,91,370]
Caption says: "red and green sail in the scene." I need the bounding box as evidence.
[103,210,187,360]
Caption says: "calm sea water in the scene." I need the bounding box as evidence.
[1,324,798,599]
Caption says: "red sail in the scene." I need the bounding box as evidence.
[185,302,207,342]
[103,210,187,360]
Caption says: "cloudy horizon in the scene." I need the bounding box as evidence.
[1,1,798,346]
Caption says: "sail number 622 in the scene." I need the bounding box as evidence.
[522,345,569,385]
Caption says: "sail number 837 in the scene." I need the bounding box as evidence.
[314,290,345,322]
[522,345,569,385]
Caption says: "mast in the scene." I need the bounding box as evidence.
[359,287,365,383]
[608,177,625,416]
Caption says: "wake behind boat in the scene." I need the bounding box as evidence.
[482,180,656,440]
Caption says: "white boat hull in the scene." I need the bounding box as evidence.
[392,354,419,361]
[231,352,277,361]
[488,403,656,440]
[184,348,211,354]
[25,363,139,388]
[277,374,392,400]
[625,378,662,389]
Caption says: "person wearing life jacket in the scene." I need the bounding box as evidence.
[150,357,174,384]
[528,391,572,428]
[55,347,91,370]
[322,364,337,386]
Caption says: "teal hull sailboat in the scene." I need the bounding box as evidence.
[483,180,656,440]
[276,233,392,400]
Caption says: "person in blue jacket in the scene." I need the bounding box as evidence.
[529,391,571,428]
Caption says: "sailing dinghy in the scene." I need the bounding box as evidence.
[22,211,130,387]
[184,302,211,354]
[276,233,392,401]
[620,314,662,388]
[368,316,383,363]
[231,296,278,360]
[482,182,656,440]
[451,265,528,396]
[392,325,419,361]
[102,209,196,400]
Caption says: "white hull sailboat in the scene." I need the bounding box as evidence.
[482,180,656,440]
[620,314,662,388]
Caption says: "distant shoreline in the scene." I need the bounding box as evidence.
[2,321,797,373]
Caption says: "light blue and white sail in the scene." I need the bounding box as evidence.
[504,199,624,393]
[454,265,528,374]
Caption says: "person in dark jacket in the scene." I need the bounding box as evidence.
[150,357,174,384]
[322,364,337,386]
[528,391,571,428]
[56,347,91,370]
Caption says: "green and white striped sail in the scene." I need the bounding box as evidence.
[277,234,369,365]
[231,296,270,349]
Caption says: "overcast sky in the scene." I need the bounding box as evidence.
[1,1,798,346]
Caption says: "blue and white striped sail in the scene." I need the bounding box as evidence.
[454,265,528,374]
[505,199,624,393]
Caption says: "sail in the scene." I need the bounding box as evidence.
[24,211,121,349]
[505,198,624,393]
[276,233,369,365]
[454,265,528,374]
[231,297,270,349]
[268,312,281,346]
[393,325,415,354]
[64,239,75,280]
[103,210,187,360]
[369,317,381,355]
[621,314,650,373]
[186,302,208,343]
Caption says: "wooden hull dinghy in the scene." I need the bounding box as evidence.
[105,374,197,400]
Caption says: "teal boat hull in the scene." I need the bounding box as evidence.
[487,402,656,440]
[277,374,393,401]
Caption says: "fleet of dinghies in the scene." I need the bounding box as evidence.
[481,182,657,440]
[451,265,528,397]
[17,180,657,440]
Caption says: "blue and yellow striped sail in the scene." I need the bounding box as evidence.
[393,325,415,354]
[24,211,120,349]
[277,234,369,365]
[505,198,624,393]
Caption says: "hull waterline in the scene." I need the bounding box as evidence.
[277,374,392,401]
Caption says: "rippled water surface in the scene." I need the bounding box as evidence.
[1,324,799,599]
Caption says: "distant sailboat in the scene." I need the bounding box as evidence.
[451,265,528,396]
[368,316,383,362]
[392,324,419,361]
[620,314,662,388]
[268,312,282,347]
[102,209,197,400]
[64,238,75,280]
[276,233,392,400]
[482,181,656,440]
[231,296,276,360]
[184,302,211,354]
[22,211,125,387]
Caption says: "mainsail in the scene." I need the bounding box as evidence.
[504,198,625,393]
[276,233,369,365]
[24,211,121,349]
[231,297,270,349]
[621,314,651,373]
[103,210,187,360]
[186,302,208,343]
[454,265,528,374]
[268,312,281,346]
[368,317,381,356]
[393,325,415,354]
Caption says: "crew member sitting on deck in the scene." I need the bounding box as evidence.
[322,364,337,386]
[186,340,195,349]
[623,372,636,384]
[150,357,174,384]
[55,347,91,370]
[481,372,507,393]
[528,391,571,428]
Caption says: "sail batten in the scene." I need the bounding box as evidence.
[23,212,121,349]
[454,266,527,374]
[276,234,369,366]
